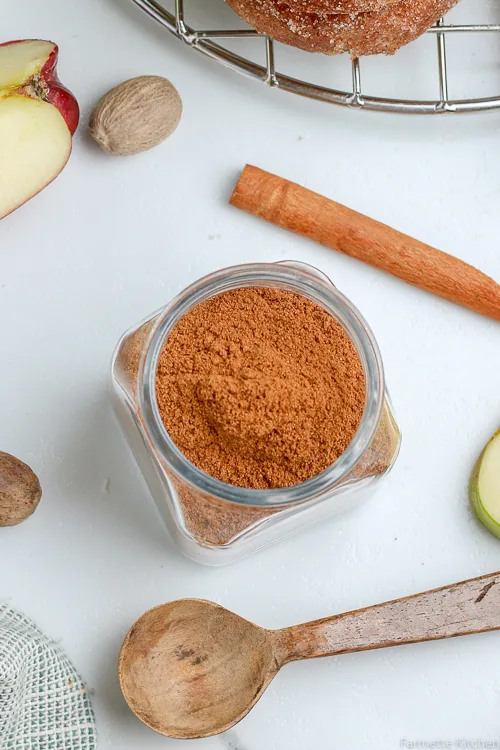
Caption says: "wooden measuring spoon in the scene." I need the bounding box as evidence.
[118,571,500,739]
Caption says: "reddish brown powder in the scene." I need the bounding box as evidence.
[155,287,366,490]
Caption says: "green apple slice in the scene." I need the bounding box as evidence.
[471,429,500,538]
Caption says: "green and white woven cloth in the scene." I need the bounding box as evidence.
[0,604,96,750]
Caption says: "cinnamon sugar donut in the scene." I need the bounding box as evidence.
[225,0,460,57]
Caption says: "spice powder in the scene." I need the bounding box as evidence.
[156,287,366,490]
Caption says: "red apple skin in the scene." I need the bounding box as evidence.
[40,43,80,135]
[45,85,80,136]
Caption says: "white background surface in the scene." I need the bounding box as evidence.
[2,0,500,748]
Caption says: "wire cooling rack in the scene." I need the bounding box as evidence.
[130,0,500,114]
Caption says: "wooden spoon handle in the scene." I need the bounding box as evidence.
[274,572,500,664]
[230,165,500,321]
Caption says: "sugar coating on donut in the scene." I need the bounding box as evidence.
[283,0,399,14]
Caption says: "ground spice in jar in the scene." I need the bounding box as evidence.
[155,287,366,490]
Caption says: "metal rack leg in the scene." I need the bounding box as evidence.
[436,17,450,106]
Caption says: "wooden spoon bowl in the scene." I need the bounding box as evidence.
[118,599,277,739]
[119,572,500,739]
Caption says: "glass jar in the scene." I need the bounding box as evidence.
[111,262,401,565]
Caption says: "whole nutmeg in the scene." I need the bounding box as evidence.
[0,451,42,526]
[89,75,183,156]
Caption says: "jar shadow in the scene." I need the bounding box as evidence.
[56,390,175,556]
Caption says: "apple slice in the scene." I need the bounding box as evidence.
[470,429,500,539]
[0,39,79,220]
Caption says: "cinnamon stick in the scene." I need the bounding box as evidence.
[230,164,500,322]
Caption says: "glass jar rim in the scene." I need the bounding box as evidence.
[138,262,385,508]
